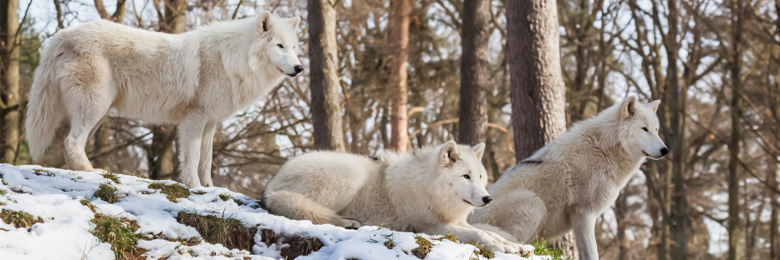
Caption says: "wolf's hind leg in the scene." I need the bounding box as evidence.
[265,191,361,229]
[61,56,113,173]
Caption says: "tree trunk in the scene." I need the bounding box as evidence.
[727,0,743,259]
[768,153,779,259]
[308,0,345,152]
[457,0,489,146]
[665,0,689,258]
[506,0,571,257]
[615,190,631,260]
[162,0,186,34]
[387,0,410,152]
[93,120,110,170]
[507,0,567,161]
[149,126,175,179]
[1,0,20,164]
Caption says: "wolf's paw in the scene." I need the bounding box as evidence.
[336,218,361,229]
[88,168,109,174]
[513,243,535,257]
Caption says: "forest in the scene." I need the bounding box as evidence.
[0,0,778,259]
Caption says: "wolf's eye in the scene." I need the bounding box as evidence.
[277,44,284,49]
[642,127,649,132]
[462,174,471,180]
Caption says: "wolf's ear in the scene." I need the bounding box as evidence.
[439,141,460,166]
[289,17,301,29]
[472,143,486,161]
[648,100,661,113]
[257,11,273,33]
[619,96,637,120]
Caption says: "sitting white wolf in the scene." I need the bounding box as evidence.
[25,11,302,188]
[264,141,533,255]
[471,97,668,260]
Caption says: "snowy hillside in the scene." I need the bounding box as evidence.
[0,164,548,260]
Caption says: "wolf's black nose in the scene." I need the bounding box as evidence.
[660,147,669,156]
[482,196,492,205]
[294,65,304,74]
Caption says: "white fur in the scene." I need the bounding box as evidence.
[470,97,667,260]
[25,12,303,187]
[264,141,533,255]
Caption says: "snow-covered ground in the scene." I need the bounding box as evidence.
[0,164,546,260]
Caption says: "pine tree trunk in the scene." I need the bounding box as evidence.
[727,0,743,258]
[387,0,410,152]
[507,0,567,161]
[1,0,20,164]
[457,0,489,146]
[309,0,345,152]
[506,0,571,257]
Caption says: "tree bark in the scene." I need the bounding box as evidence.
[1,0,20,164]
[768,152,779,259]
[309,0,345,152]
[506,0,571,257]
[149,126,175,180]
[507,0,567,162]
[615,190,631,260]
[387,0,410,152]
[665,0,689,258]
[162,0,186,34]
[457,0,489,146]
[727,0,743,259]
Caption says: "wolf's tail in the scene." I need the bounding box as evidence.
[25,35,68,161]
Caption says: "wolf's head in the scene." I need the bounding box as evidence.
[432,141,492,211]
[616,96,668,160]
[249,11,303,78]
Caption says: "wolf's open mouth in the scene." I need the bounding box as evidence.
[463,199,474,206]
[642,151,650,157]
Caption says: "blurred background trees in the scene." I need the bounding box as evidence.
[2,0,780,258]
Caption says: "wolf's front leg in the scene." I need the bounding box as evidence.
[427,223,517,254]
[571,211,599,260]
[198,121,217,187]
[177,116,207,187]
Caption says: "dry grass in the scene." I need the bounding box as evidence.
[90,214,147,259]
[411,234,433,259]
[0,209,43,228]
[80,198,97,212]
[102,172,121,184]
[176,211,255,251]
[93,184,121,204]
[148,182,190,202]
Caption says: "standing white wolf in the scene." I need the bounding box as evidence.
[471,97,668,260]
[264,141,533,255]
[25,12,302,187]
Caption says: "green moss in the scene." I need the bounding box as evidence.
[93,184,121,204]
[148,182,190,202]
[191,190,208,195]
[0,209,42,228]
[91,214,147,259]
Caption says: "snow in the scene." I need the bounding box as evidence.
[0,164,547,260]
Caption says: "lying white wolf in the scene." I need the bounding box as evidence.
[471,97,668,260]
[264,141,533,255]
[25,12,302,188]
